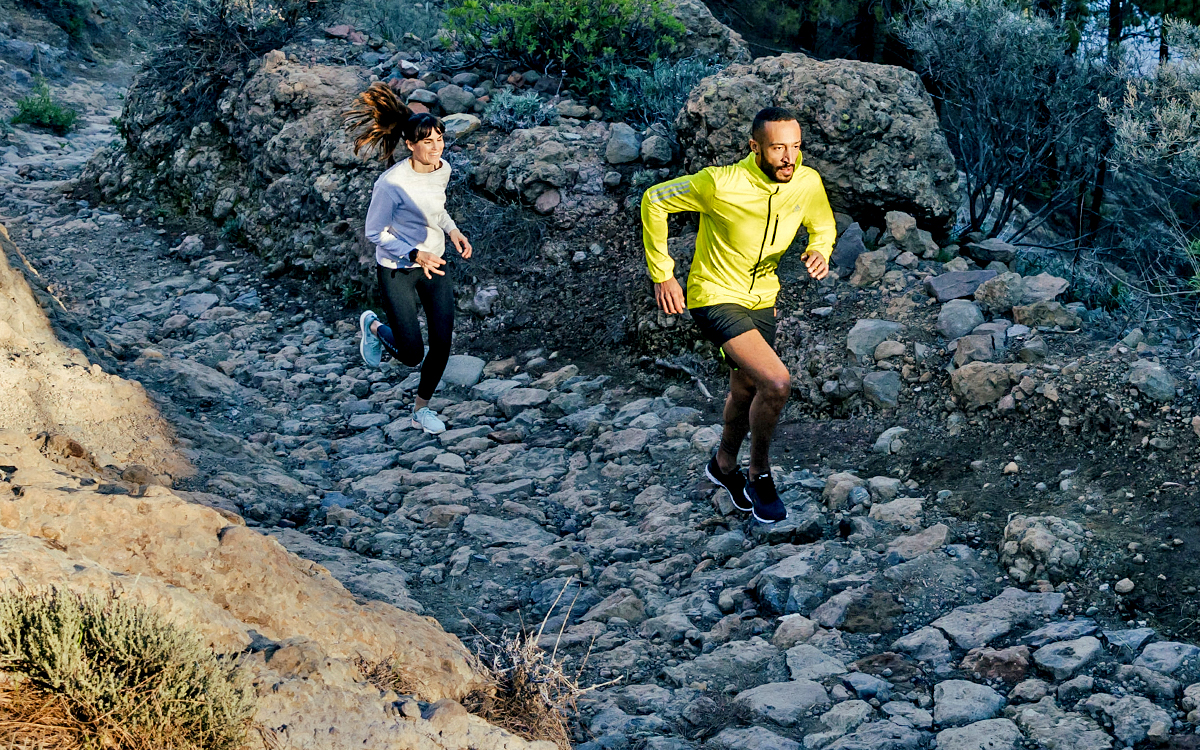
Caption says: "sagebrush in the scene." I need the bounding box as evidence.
[0,587,255,750]
[608,57,725,129]
[482,89,557,132]
[11,80,78,135]
[341,0,444,43]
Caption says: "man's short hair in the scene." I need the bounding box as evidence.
[751,107,799,142]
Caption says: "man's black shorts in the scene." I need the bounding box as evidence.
[690,303,777,350]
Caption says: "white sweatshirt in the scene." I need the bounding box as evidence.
[364,158,459,270]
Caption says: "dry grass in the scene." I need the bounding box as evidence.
[0,587,255,750]
[353,654,420,697]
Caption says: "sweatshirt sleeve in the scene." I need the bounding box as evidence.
[364,181,413,255]
[640,170,715,284]
[434,163,459,236]
[801,176,837,263]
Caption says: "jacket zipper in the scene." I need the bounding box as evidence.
[771,215,779,245]
[749,190,778,293]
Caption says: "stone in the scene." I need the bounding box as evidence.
[847,320,903,362]
[818,700,876,735]
[441,113,481,138]
[1012,301,1081,329]
[936,719,1022,750]
[874,340,906,360]
[471,379,520,402]
[640,135,673,166]
[866,478,904,505]
[1032,637,1102,680]
[873,427,909,455]
[1000,515,1085,583]
[1127,359,1177,402]
[824,472,867,511]
[605,123,641,164]
[961,645,1032,682]
[932,588,1065,650]
[1082,694,1172,745]
[973,273,1025,313]
[461,515,556,546]
[925,271,999,303]
[951,363,1016,409]
[534,189,561,214]
[887,524,949,561]
[824,720,923,750]
[1022,619,1099,647]
[436,84,476,114]
[665,637,786,689]
[772,614,819,649]
[1013,697,1112,750]
[1134,642,1200,674]
[863,371,902,408]
[937,299,984,340]
[177,292,220,316]
[952,334,996,367]
[786,644,848,680]
[1102,628,1155,653]
[1018,338,1047,362]
[581,588,646,624]
[676,55,961,226]
[1020,273,1069,303]
[711,727,800,750]
[964,238,1019,264]
[850,250,888,287]
[736,680,830,726]
[440,355,485,387]
[832,222,868,270]
[1058,675,1094,705]
[497,387,551,416]
[934,680,1005,727]
[893,627,952,664]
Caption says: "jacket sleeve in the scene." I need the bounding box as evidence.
[640,170,715,284]
[434,164,459,236]
[801,177,837,263]
[364,181,413,255]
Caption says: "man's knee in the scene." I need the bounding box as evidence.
[760,370,791,402]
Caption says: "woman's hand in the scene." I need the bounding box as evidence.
[449,229,473,260]
[413,250,446,279]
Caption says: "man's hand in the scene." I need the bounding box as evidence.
[803,250,829,281]
[414,250,447,279]
[449,229,472,259]
[654,277,686,315]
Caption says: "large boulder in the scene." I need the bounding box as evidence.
[666,0,748,60]
[675,54,961,229]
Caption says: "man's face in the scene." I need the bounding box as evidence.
[750,120,802,183]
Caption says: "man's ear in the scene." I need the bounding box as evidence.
[749,136,759,154]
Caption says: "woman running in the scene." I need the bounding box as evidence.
[344,82,472,435]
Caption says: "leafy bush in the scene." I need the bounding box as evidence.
[482,89,557,132]
[140,0,338,125]
[341,0,445,43]
[11,80,78,135]
[0,587,255,750]
[445,0,686,99]
[608,57,725,129]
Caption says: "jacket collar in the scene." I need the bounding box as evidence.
[738,151,805,190]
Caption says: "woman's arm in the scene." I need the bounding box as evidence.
[364,181,412,254]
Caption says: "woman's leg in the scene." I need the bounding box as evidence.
[375,266,424,367]
[413,266,455,402]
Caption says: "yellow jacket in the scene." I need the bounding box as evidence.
[641,152,836,310]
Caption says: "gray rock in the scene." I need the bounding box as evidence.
[937,299,984,340]
[952,333,995,367]
[440,354,485,387]
[1012,697,1112,750]
[936,719,1022,750]
[863,371,901,408]
[1134,641,1200,674]
[873,426,909,454]
[818,700,875,735]
[1022,619,1099,647]
[934,680,1005,727]
[973,273,1025,313]
[847,319,903,362]
[965,238,1019,264]
[640,135,673,166]
[711,726,800,750]
[786,644,848,681]
[665,637,786,690]
[932,588,1064,650]
[882,702,933,730]
[408,88,439,104]
[442,113,481,138]
[892,626,952,663]
[1102,628,1155,653]
[557,404,608,433]
[735,680,830,726]
[1128,360,1177,402]
[606,123,641,164]
[1032,636,1102,680]
[177,292,220,317]
[832,222,868,270]
[436,84,476,114]
[825,721,923,750]
[950,362,1016,409]
[1082,694,1172,744]
[496,387,551,417]
[1012,301,1081,329]
[1058,675,1094,705]
[925,271,998,303]
[850,250,888,287]
[844,672,893,701]
[470,378,520,402]
[462,515,556,546]
[1020,273,1068,303]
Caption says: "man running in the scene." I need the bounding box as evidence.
[641,106,836,523]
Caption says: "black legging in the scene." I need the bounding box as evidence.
[375,264,454,401]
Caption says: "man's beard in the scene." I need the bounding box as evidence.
[756,153,794,183]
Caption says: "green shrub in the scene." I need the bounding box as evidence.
[0,587,255,750]
[445,0,686,100]
[608,57,724,129]
[11,80,78,135]
[482,89,557,132]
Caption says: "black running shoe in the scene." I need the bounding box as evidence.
[745,472,787,524]
[705,455,751,512]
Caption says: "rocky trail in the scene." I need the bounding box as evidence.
[6,19,1200,750]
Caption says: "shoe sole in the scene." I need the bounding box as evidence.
[705,464,752,513]
[412,418,446,435]
[745,487,787,524]
[359,311,380,368]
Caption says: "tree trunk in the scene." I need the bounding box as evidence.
[1160,19,1169,63]
[1108,0,1122,60]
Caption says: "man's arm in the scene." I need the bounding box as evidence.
[640,170,715,313]
[800,177,837,280]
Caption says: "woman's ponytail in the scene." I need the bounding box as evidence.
[344,81,447,166]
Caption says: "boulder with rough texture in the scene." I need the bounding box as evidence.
[1020,273,1068,303]
[676,54,961,228]
[850,250,888,287]
[736,680,830,726]
[847,319,904,362]
[937,299,984,340]
[1000,515,1085,583]
[1012,301,1081,329]
[666,0,748,60]
[926,271,998,303]
[605,122,641,164]
[973,273,1026,313]
[1128,359,1177,402]
[1013,697,1113,750]
[1033,637,1103,680]
[932,588,1065,650]
[936,719,1022,750]
[951,362,1017,408]
[934,680,1006,727]
[832,222,868,269]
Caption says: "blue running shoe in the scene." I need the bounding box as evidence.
[359,310,382,368]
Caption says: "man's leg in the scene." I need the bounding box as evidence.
[718,329,791,477]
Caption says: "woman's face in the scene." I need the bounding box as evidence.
[407,130,444,168]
